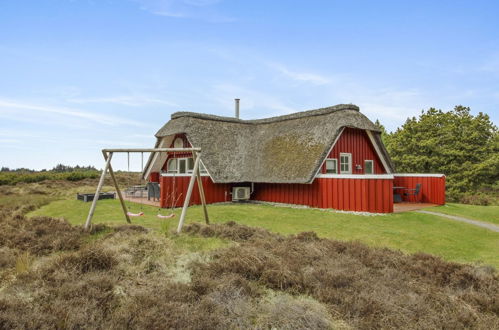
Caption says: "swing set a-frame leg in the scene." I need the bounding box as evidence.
[84,152,113,231]
[102,150,131,224]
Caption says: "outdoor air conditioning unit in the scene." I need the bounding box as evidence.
[232,187,250,201]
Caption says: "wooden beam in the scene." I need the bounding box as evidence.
[177,155,201,233]
[102,150,131,224]
[193,151,209,224]
[84,152,113,231]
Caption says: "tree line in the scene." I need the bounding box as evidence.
[376,106,498,204]
[1,164,97,173]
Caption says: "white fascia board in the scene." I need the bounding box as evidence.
[161,173,210,177]
[365,130,392,174]
[313,127,345,179]
[394,173,445,178]
[316,174,394,180]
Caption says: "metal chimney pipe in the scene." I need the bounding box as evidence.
[235,98,240,119]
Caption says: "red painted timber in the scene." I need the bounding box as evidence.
[252,178,394,213]
[321,127,387,174]
[393,175,445,205]
[159,176,230,208]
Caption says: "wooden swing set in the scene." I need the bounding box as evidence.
[84,148,209,233]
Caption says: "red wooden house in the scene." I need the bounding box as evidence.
[144,104,445,213]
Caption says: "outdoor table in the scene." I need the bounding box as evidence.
[393,186,405,203]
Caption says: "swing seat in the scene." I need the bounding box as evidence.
[157,213,175,219]
[127,211,144,217]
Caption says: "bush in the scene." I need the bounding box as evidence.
[0,171,100,185]
[459,192,498,206]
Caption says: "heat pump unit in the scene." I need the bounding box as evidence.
[232,187,250,201]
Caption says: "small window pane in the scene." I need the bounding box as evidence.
[178,159,186,174]
[365,160,374,174]
[167,159,177,173]
[326,159,337,173]
[187,158,194,172]
[340,154,351,174]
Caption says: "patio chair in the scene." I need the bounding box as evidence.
[403,183,421,202]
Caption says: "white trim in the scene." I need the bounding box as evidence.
[394,173,445,178]
[325,158,338,174]
[339,152,352,174]
[143,137,169,180]
[161,173,210,177]
[313,127,345,179]
[184,135,215,182]
[317,174,394,179]
[364,159,374,174]
[365,130,392,174]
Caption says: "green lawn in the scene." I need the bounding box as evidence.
[29,199,499,268]
[427,203,499,225]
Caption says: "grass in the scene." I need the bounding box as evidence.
[29,199,499,267]
[427,202,499,225]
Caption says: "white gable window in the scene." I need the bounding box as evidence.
[167,158,177,173]
[325,159,338,174]
[365,160,374,174]
[340,153,352,174]
[173,137,183,148]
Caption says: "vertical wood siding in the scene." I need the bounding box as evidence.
[322,127,386,174]
[252,178,394,213]
[159,176,230,208]
[393,175,445,205]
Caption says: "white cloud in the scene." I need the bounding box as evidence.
[0,98,146,127]
[133,0,233,21]
[67,95,177,107]
[269,63,331,85]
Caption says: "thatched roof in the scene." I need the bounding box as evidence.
[151,104,394,184]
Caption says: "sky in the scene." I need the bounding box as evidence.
[1,0,498,170]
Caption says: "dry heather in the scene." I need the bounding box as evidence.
[186,221,499,329]
[0,201,498,329]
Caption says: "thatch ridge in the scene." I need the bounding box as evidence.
[169,104,360,126]
[151,104,393,183]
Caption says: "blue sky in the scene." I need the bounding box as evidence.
[1,0,498,170]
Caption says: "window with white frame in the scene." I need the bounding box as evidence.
[325,159,338,174]
[167,158,177,173]
[167,157,194,174]
[364,160,374,174]
[339,153,352,174]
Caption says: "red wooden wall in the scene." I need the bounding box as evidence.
[253,178,393,213]
[322,127,386,174]
[159,176,394,213]
[393,175,445,205]
[159,176,230,208]
[149,172,160,183]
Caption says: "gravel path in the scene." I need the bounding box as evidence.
[417,210,499,232]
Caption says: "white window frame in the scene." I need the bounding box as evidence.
[339,153,352,174]
[365,160,374,174]
[167,158,177,173]
[325,158,338,174]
